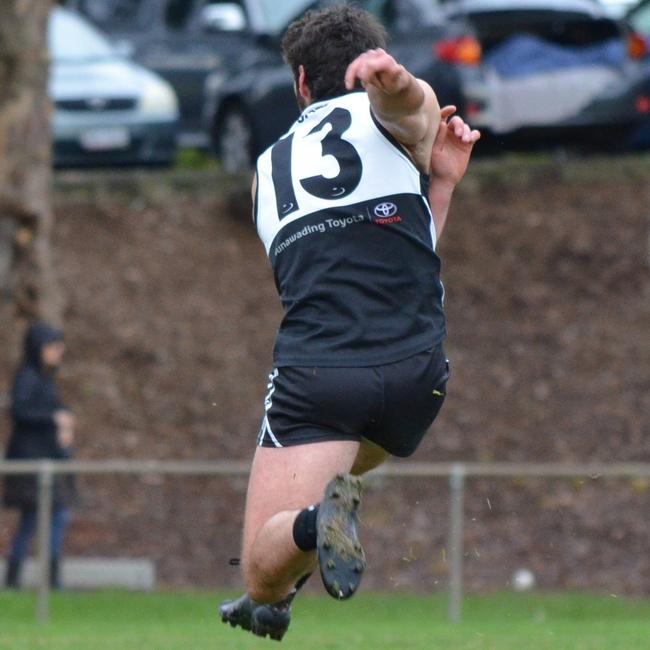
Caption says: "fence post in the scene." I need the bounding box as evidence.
[36,461,54,624]
[448,462,465,623]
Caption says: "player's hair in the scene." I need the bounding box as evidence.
[282,5,387,102]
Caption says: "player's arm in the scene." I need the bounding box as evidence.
[428,105,480,240]
[344,48,439,148]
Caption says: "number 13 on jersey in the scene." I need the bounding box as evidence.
[270,107,363,220]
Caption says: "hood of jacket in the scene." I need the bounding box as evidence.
[23,322,64,370]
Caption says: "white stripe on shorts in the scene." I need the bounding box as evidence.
[258,369,283,447]
[257,414,283,447]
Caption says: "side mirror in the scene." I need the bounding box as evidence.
[199,3,247,33]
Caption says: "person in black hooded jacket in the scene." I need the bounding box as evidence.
[3,322,75,589]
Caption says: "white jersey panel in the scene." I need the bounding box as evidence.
[256,92,429,255]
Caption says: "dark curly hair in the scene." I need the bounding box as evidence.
[282,5,387,103]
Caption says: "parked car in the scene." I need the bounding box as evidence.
[442,0,650,149]
[66,0,484,170]
[199,0,485,171]
[65,0,240,148]
[50,7,179,167]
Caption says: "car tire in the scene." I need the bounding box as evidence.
[214,104,255,173]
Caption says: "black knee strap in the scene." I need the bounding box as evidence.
[292,504,319,552]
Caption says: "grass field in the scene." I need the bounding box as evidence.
[2,590,650,650]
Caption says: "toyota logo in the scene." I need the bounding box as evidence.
[374,202,397,217]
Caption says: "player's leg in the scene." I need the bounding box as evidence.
[221,364,376,639]
[242,440,360,604]
[221,440,362,640]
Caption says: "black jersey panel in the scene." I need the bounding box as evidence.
[269,194,446,367]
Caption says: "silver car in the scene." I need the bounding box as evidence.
[50,7,180,167]
[444,0,650,148]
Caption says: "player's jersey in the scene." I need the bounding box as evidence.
[255,91,446,367]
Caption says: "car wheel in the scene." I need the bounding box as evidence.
[214,104,255,173]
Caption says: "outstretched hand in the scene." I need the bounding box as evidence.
[344,48,411,95]
[345,48,433,147]
[430,105,481,187]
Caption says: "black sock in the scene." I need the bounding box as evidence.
[292,504,319,552]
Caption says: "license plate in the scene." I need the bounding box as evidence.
[80,127,130,151]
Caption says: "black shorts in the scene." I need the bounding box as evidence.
[257,345,449,458]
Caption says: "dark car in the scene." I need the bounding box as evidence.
[443,0,650,148]
[199,0,485,171]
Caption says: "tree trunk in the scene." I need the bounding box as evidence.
[0,0,60,365]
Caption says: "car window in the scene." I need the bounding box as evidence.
[195,0,248,29]
[49,8,115,61]
[164,0,249,33]
[360,0,443,30]
[256,0,318,33]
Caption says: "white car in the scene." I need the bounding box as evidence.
[50,7,180,167]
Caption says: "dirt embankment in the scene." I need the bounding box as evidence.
[1,156,649,593]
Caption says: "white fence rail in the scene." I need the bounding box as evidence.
[2,459,650,623]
